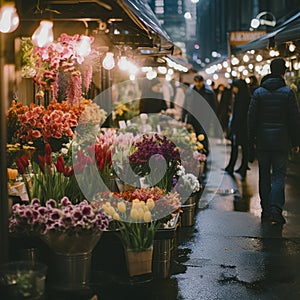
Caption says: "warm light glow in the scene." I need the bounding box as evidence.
[0,4,19,33]
[213,74,219,80]
[256,54,263,62]
[250,18,260,29]
[76,36,91,57]
[248,64,254,70]
[231,57,239,65]
[117,56,128,71]
[167,68,174,75]
[129,74,135,81]
[223,61,229,68]
[32,21,54,47]
[225,72,230,78]
[242,69,249,76]
[206,79,212,85]
[243,55,250,63]
[184,12,192,19]
[158,66,167,74]
[102,52,115,70]
[146,70,157,80]
[289,43,296,52]
[231,70,237,77]
[245,77,250,84]
[165,74,172,81]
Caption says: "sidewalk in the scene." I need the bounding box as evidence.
[174,139,300,300]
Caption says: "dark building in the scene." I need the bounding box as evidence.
[145,0,300,69]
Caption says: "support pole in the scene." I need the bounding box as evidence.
[0,32,9,264]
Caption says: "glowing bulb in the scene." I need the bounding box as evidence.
[242,69,249,76]
[213,74,219,80]
[256,54,263,62]
[0,4,19,33]
[102,52,115,70]
[243,55,249,63]
[225,72,230,78]
[32,21,54,47]
[231,57,239,65]
[129,74,135,81]
[117,56,128,71]
[245,77,250,84]
[76,36,91,57]
[223,61,229,68]
[289,43,296,52]
[251,18,260,29]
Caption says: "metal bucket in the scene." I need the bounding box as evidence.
[181,203,196,227]
[49,252,92,291]
[152,238,173,278]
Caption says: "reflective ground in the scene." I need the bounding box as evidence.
[46,140,300,300]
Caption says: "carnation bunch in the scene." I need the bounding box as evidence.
[9,197,109,236]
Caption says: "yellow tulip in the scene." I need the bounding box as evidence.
[132,198,140,204]
[107,206,116,216]
[117,202,126,213]
[130,208,139,220]
[146,198,155,210]
[113,212,120,221]
[143,211,152,222]
[137,208,144,220]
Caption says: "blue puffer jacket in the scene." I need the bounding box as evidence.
[248,74,299,151]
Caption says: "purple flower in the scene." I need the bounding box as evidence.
[31,198,40,206]
[73,210,82,220]
[46,199,57,208]
[60,196,71,207]
[82,206,92,216]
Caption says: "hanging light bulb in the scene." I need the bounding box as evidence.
[76,35,91,57]
[102,52,115,70]
[117,56,128,71]
[32,21,54,48]
[289,42,296,52]
[0,4,20,33]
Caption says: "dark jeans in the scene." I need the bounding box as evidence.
[257,150,288,214]
[226,134,248,172]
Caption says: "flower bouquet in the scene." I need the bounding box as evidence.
[129,133,181,192]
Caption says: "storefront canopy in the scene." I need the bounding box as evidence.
[232,12,300,54]
[17,0,181,55]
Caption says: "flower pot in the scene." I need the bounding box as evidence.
[153,213,179,278]
[125,247,153,277]
[181,202,196,227]
[40,231,102,291]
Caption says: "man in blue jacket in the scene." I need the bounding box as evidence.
[248,58,300,224]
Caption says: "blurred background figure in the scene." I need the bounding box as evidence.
[139,78,168,114]
[173,81,189,121]
[183,75,217,152]
[248,75,259,97]
[215,83,232,139]
[225,79,251,178]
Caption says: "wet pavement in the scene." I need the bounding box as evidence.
[173,140,300,300]
[45,140,300,300]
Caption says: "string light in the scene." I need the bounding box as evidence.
[0,3,19,33]
[75,35,92,57]
[289,42,296,52]
[32,20,54,47]
[102,52,115,70]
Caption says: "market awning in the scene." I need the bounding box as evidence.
[17,0,181,55]
[232,12,300,54]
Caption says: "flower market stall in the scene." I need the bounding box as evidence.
[0,0,207,298]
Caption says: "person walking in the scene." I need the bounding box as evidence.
[248,58,300,224]
[215,83,232,139]
[182,75,217,152]
[225,79,250,178]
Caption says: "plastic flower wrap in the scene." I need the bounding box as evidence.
[9,197,109,236]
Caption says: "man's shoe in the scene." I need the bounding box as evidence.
[269,213,286,224]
